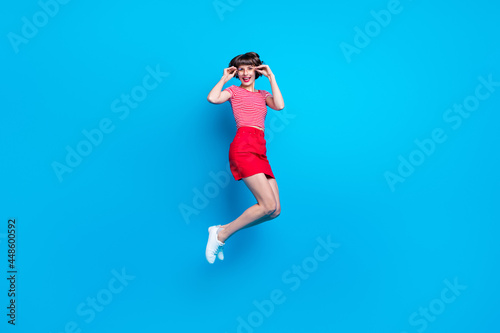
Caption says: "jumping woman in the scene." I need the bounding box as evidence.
[205,52,285,264]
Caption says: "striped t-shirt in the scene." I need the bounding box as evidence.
[223,85,272,130]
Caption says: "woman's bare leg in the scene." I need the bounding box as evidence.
[240,177,281,230]
[217,173,280,243]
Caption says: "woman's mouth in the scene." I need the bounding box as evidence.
[242,77,250,82]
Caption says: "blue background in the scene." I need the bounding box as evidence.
[1,0,499,332]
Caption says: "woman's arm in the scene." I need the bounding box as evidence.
[207,66,236,104]
[266,74,285,110]
[255,65,285,110]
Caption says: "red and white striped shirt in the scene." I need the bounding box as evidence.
[223,85,272,130]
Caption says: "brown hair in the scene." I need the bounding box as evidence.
[228,52,265,80]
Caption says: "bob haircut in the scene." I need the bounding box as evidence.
[228,52,265,80]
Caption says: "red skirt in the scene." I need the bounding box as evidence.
[228,126,275,181]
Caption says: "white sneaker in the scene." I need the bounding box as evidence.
[206,226,225,264]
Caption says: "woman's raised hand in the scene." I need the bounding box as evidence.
[255,64,273,79]
[223,66,237,81]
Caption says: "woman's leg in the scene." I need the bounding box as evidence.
[217,173,280,243]
[240,177,281,230]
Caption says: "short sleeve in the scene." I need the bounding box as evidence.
[260,90,272,99]
[223,86,234,99]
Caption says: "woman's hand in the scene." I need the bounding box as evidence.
[255,64,273,79]
[223,66,237,81]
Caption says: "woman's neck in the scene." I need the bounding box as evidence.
[239,83,256,92]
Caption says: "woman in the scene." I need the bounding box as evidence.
[205,52,285,264]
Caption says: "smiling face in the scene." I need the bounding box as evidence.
[237,65,256,86]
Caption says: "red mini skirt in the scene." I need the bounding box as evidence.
[228,126,275,181]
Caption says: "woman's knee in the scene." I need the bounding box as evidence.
[270,205,281,219]
[261,199,277,217]
[264,201,280,219]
